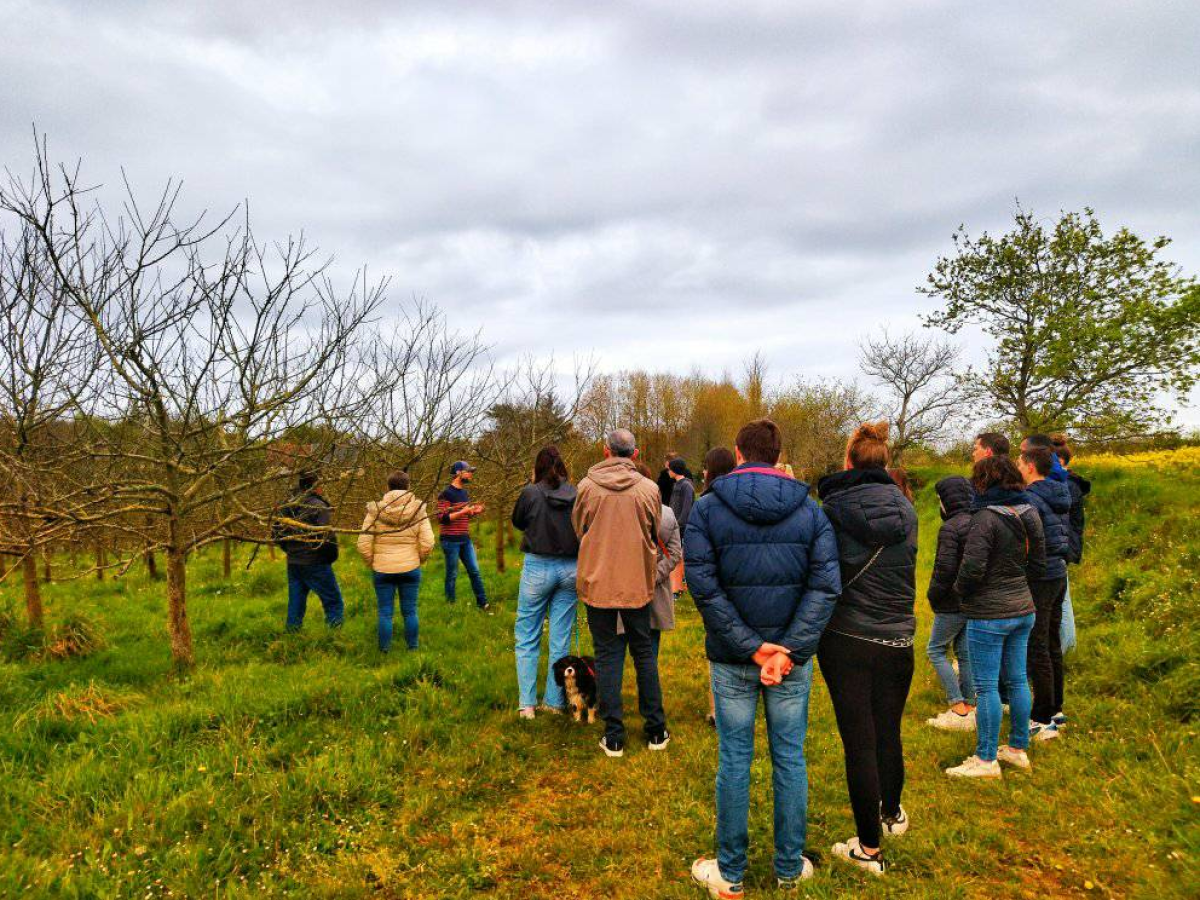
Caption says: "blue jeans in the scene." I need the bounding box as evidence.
[374,569,421,651]
[710,660,813,884]
[927,612,974,705]
[441,540,488,607]
[514,555,578,709]
[967,614,1035,761]
[286,563,344,630]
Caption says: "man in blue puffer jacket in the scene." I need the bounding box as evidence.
[1018,443,1073,740]
[686,419,841,897]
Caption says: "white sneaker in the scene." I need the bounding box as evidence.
[881,804,909,836]
[776,857,814,888]
[1030,721,1060,741]
[945,755,1003,779]
[831,836,886,875]
[517,707,535,720]
[926,708,976,731]
[648,729,671,751]
[996,745,1031,770]
[690,857,743,899]
[598,736,624,758]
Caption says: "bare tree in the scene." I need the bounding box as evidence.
[1,143,387,667]
[0,220,105,627]
[859,330,961,462]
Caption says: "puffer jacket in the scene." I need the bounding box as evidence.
[356,490,435,574]
[954,487,1047,619]
[817,467,918,643]
[572,457,661,608]
[684,463,841,666]
[1065,470,1091,564]
[1025,478,1072,581]
[511,480,579,558]
[927,476,974,614]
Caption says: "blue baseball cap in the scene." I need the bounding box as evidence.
[450,461,476,475]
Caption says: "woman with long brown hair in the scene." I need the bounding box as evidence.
[510,445,580,719]
[817,422,918,876]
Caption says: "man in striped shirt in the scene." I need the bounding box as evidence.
[438,461,490,611]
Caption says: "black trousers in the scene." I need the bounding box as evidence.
[1028,577,1067,724]
[818,630,914,849]
[586,604,666,744]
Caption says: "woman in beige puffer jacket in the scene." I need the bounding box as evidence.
[357,472,435,651]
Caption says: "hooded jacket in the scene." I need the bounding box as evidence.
[927,476,975,614]
[511,480,580,558]
[274,489,339,566]
[817,467,919,643]
[571,457,661,608]
[669,476,696,531]
[684,463,841,665]
[1025,478,1072,581]
[356,490,435,574]
[954,487,1046,619]
[1065,470,1091,563]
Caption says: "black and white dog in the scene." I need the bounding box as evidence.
[552,655,598,724]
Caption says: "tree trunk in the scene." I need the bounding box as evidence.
[494,508,506,573]
[268,542,276,561]
[222,538,232,579]
[95,542,106,581]
[166,543,194,668]
[22,552,44,630]
[145,548,160,580]
[42,549,52,584]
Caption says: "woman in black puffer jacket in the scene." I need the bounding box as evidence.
[945,456,1047,780]
[817,422,918,875]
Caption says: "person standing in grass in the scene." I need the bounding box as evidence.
[687,419,841,896]
[816,422,918,877]
[572,428,668,758]
[1018,440,1073,742]
[946,455,1046,779]
[925,476,977,731]
[274,471,344,631]
[618,462,683,662]
[511,446,580,720]
[437,461,490,612]
[356,471,434,652]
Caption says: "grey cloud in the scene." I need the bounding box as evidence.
[2,0,1198,423]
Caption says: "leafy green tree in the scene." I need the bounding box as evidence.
[922,207,1200,439]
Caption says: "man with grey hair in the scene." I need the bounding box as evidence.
[572,428,667,757]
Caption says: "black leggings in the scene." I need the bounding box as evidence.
[818,630,914,849]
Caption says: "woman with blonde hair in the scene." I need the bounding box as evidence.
[816,422,918,876]
[357,471,435,652]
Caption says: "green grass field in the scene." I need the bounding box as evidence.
[1,452,1197,899]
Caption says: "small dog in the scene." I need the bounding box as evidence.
[552,655,598,724]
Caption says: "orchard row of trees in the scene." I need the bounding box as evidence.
[2,142,1197,667]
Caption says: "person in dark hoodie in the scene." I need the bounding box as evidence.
[511,445,580,720]
[687,419,840,896]
[274,471,344,632]
[816,422,918,877]
[1018,442,1073,741]
[668,457,696,597]
[657,453,679,508]
[946,455,1046,779]
[925,476,977,731]
[1051,434,1090,667]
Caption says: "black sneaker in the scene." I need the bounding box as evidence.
[599,736,624,758]
[648,729,670,751]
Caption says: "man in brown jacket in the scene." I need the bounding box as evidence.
[573,428,668,757]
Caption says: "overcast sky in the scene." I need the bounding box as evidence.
[3,0,1198,426]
